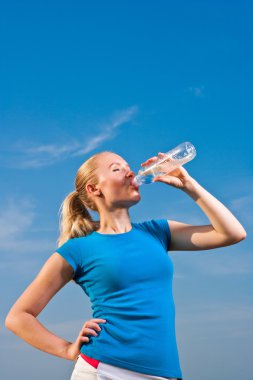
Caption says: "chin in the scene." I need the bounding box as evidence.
[132,194,141,204]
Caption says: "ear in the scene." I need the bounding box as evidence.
[86,183,101,195]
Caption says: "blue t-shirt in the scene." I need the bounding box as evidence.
[55,219,183,379]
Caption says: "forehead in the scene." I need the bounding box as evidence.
[98,153,128,168]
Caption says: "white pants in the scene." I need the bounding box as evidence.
[70,355,179,380]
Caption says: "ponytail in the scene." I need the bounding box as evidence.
[56,151,113,247]
[57,190,99,247]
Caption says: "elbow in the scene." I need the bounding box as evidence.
[237,227,247,241]
[221,230,247,247]
[238,225,247,240]
[241,231,247,240]
[5,312,19,332]
[5,313,15,331]
[231,231,247,244]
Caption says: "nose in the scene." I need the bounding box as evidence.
[126,169,136,183]
[126,169,135,176]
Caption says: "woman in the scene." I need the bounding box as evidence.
[5,150,246,380]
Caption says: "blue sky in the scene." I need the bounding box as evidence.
[1,1,252,379]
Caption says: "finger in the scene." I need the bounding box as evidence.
[83,319,106,327]
[143,156,157,163]
[86,319,107,328]
[79,336,90,342]
[141,153,168,166]
[86,321,102,332]
[81,327,98,337]
[141,157,159,166]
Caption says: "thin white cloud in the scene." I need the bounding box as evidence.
[0,196,56,278]
[0,106,138,169]
[72,105,139,156]
[229,195,253,225]
[0,196,36,240]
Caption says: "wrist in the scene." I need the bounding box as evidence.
[182,176,197,192]
[181,176,200,198]
[60,341,76,361]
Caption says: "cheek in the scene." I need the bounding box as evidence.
[111,181,125,191]
[100,175,122,189]
[109,173,126,185]
[106,179,126,196]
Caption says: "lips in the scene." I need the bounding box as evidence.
[130,180,139,190]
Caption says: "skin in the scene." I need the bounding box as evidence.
[4,152,142,362]
[4,151,247,363]
[86,152,141,234]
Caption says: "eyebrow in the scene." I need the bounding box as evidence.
[108,162,130,168]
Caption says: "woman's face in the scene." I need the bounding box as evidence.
[92,153,141,209]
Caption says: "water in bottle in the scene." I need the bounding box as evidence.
[133,141,196,186]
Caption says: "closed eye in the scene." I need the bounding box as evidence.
[112,169,120,171]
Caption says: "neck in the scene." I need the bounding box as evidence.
[97,209,131,234]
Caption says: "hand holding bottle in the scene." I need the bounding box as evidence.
[133,142,196,188]
[140,152,193,190]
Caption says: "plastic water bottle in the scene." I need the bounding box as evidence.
[133,141,196,186]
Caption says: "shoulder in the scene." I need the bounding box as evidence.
[57,237,80,250]
[134,219,169,234]
[55,237,81,261]
[133,219,171,251]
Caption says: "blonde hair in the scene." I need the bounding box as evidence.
[57,150,113,247]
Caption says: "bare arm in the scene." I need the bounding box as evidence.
[141,153,247,252]
[5,253,78,360]
[168,177,247,251]
[168,221,246,251]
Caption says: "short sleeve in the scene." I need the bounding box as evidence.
[140,219,171,251]
[55,238,81,279]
